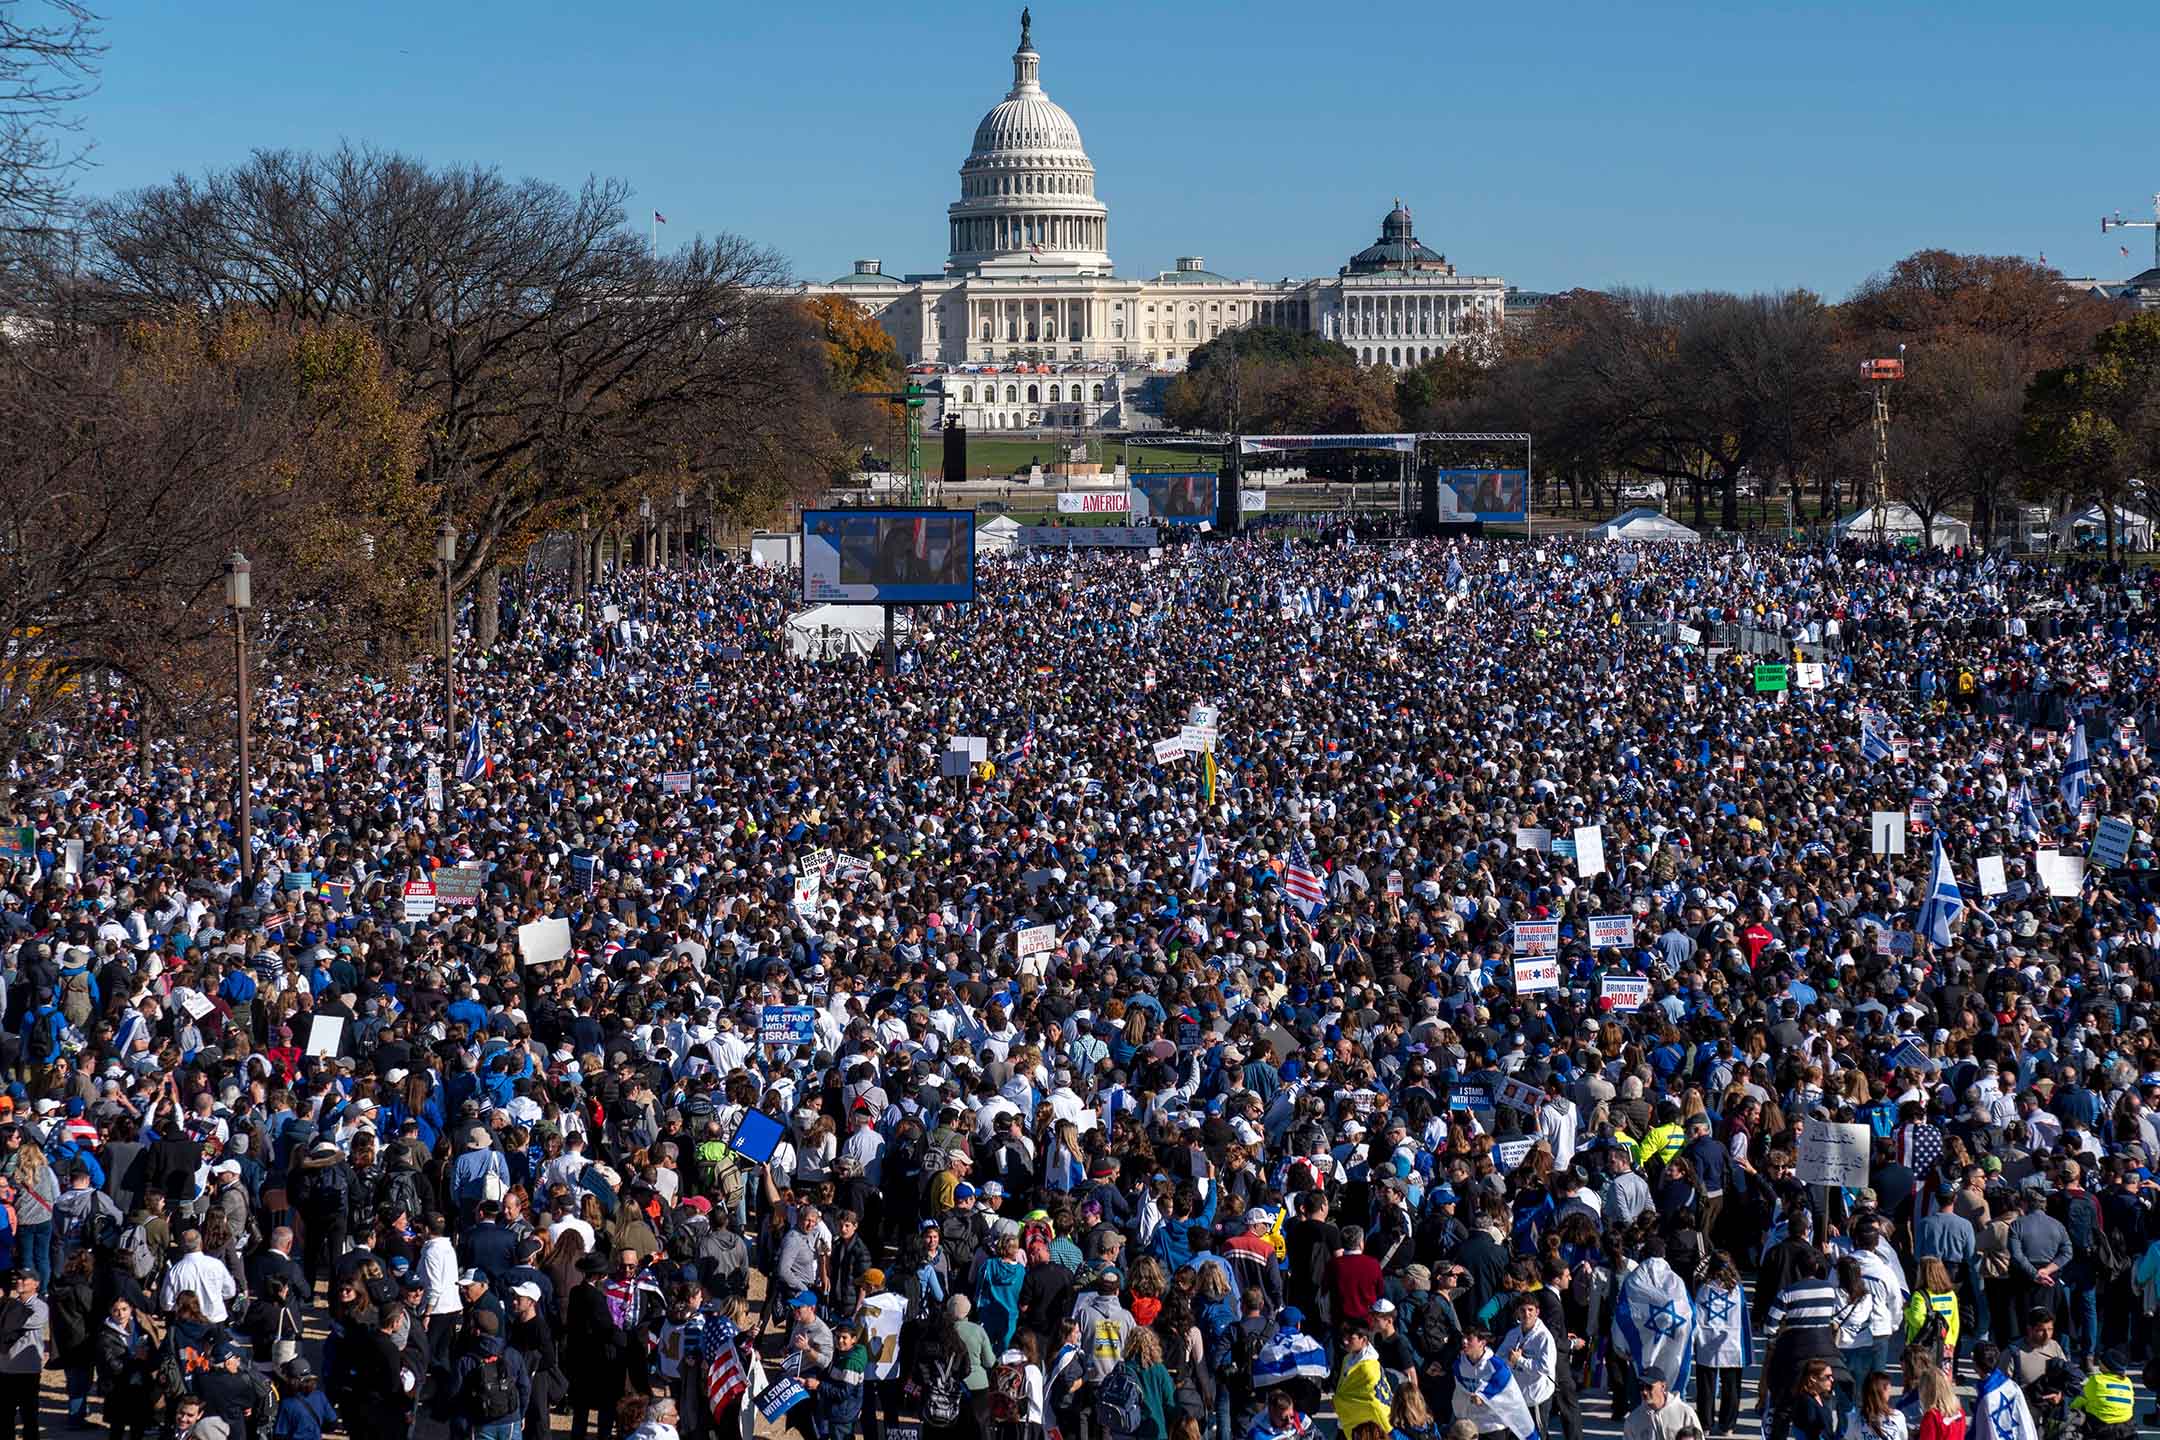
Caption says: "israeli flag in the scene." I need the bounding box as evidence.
[2061,722,2090,811]
[1189,834,1217,892]
[1612,1257,1696,1395]
[1281,535,1293,563]
[1918,832,1963,948]
[1451,1350,1537,1440]
[458,715,488,783]
[1978,1368,2039,1440]
[1692,1280,1752,1370]
[1252,1328,1330,1388]
[2014,782,2043,841]
[1861,714,1894,766]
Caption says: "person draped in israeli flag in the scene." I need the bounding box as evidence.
[1692,1254,1751,1434]
[1977,1351,2040,1440]
[1918,832,1963,948]
[1251,1308,1330,1410]
[1612,1248,1696,1398]
[1451,1326,1539,1440]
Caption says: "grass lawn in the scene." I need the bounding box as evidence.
[909,436,1224,478]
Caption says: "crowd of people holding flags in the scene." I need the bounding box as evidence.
[0,526,2156,1440]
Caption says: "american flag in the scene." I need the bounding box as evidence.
[1283,842,1326,918]
[262,911,286,939]
[655,211,669,225]
[704,1317,747,1414]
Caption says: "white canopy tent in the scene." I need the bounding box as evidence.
[1591,508,1701,543]
[784,604,913,662]
[1832,503,1970,548]
[974,514,1023,555]
[2053,503,2155,552]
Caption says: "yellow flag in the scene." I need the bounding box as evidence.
[1202,750,1217,805]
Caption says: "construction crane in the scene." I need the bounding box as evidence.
[2101,194,2160,271]
[1863,353,1905,541]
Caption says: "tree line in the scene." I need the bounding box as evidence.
[1168,251,2154,549]
[0,8,893,768]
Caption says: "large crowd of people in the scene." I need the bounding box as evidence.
[0,526,2156,1440]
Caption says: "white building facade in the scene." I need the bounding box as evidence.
[802,11,1507,431]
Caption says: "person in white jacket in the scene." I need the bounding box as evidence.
[159,1230,238,1323]
[419,1214,463,1361]
[1497,1291,1558,1432]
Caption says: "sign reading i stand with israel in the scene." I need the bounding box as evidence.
[1511,920,1559,956]
[759,1006,817,1046]
[1587,915,1636,949]
[1512,957,1560,993]
[1797,1122,1872,1188]
[1600,975,1652,1011]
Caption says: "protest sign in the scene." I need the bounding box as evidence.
[1795,662,1826,690]
[759,1005,817,1046]
[1511,921,1559,956]
[2037,849,2085,898]
[304,1015,345,1058]
[727,1107,785,1165]
[1512,957,1560,993]
[516,916,573,966]
[401,882,436,922]
[59,839,81,875]
[434,867,485,908]
[1798,1122,1871,1187]
[425,766,443,813]
[1676,625,1701,647]
[662,770,692,795]
[1189,704,1220,730]
[1886,1040,1939,1074]
[182,991,218,1021]
[2092,816,2134,869]
[1587,915,1636,949]
[1178,724,1216,755]
[0,827,33,860]
[1494,1138,1535,1171]
[792,874,821,915]
[1152,736,1189,763]
[1753,664,1788,693]
[1493,1076,1544,1115]
[1573,825,1606,878]
[1513,827,1552,853]
[1600,975,1651,1012]
[1870,811,1907,856]
[569,853,597,893]
[1976,855,2007,896]
[1015,923,1058,959]
[1386,870,1403,897]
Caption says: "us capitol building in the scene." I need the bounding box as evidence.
[800,10,1507,433]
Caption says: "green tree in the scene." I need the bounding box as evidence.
[2022,312,2160,560]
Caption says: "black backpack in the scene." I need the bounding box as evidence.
[1094,1364,1146,1440]
[25,1007,58,1060]
[924,1354,968,1428]
[472,1350,521,1421]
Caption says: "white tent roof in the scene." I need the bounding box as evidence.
[2054,503,2154,545]
[975,514,1023,554]
[1592,508,1701,543]
[1832,503,1970,546]
[784,604,913,661]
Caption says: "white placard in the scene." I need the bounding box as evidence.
[425,765,443,813]
[1512,957,1560,993]
[304,1015,345,1059]
[1511,921,1559,956]
[401,882,436,922]
[517,916,573,966]
[661,770,693,796]
[1976,855,2007,897]
[1795,662,1826,691]
[1189,704,1220,730]
[1600,975,1652,1012]
[60,839,82,876]
[792,874,821,914]
[1015,923,1058,959]
[310,752,325,774]
[2092,816,2134,869]
[182,991,217,1021]
[1178,724,1216,755]
[1493,1076,1544,1115]
[1871,810,1907,856]
[1151,736,1189,763]
[1587,915,1636,949]
[1677,625,1702,647]
[1513,827,1552,853]
[1494,1137,1535,1171]
[2037,849,2085,898]
[1573,825,1606,878]
[1797,1121,1871,1188]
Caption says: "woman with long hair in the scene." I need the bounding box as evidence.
[1832,1259,1886,1415]
[1691,1251,1746,1437]
[12,1143,56,1288]
[50,1245,100,1426]
[1907,1362,1964,1440]
[1846,1372,1907,1440]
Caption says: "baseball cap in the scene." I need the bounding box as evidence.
[457,1268,487,1287]
[788,1291,819,1310]
[511,1282,543,1302]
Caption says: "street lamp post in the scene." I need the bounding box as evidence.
[437,519,457,736]
[676,490,690,567]
[224,551,253,894]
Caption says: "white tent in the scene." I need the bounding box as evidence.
[1833,503,1970,548]
[2054,503,2156,552]
[1591,508,1701,543]
[784,605,913,661]
[974,514,1023,555]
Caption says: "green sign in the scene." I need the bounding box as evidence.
[1754,664,1789,693]
[0,826,34,858]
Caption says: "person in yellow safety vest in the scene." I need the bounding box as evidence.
[1900,1257,1960,1357]
[1634,1102,1685,1169]
[2071,1348,2136,1440]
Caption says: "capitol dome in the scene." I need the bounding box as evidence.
[946,10,1112,275]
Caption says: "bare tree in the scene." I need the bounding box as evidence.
[0,0,100,305]
[85,145,812,599]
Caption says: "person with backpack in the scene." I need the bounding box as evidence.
[451,1308,531,1440]
[297,1142,353,1294]
[51,1164,121,1267]
[984,1340,1043,1440]
[1101,1327,1173,1440]
[910,1298,974,1440]
[1900,1257,1959,1372]
[18,988,66,1080]
[809,1316,870,1440]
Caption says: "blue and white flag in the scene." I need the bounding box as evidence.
[1860,709,1895,766]
[458,716,489,783]
[1978,1368,2039,1440]
[2014,782,2043,842]
[1612,1257,1695,1394]
[1189,834,1217,892]
[1918,832,1963,948]
[2061,722,2090,811]
[1450,1351,1537,1440]
[1280,535,1293,563]
[1691,1280,1752,1370]
[1252,1327,1330,1388]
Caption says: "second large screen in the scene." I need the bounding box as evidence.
[802,509,976,604]
[1130,472,1217,524]
[1437,468,1528,523]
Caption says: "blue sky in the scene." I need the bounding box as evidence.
[85,0,2156,298]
